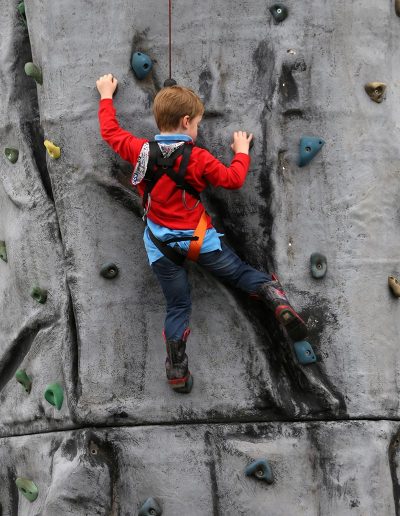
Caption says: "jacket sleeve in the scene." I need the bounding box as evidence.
[199,149,251,189]
[98,98,147,164]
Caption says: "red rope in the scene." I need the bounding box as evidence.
[168,0,172,79]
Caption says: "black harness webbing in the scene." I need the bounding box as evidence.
[148,227,199,266]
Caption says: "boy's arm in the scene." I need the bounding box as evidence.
[200,149,251,189]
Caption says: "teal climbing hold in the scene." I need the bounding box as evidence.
[24,62,43,85]
[245,459,274,484]
[131,52,153,80]
[44,383,64,410]
[30,286,47,304]
[294,341,317,365]
[15,478,38,502]
[138,497,162,516]
[100,262,119,279]
[298,136,325,167]
[269,4,288,22]
[15,369,32,393]
[4,148,19,164]
[310,253,327,279]
[0,241,7,262]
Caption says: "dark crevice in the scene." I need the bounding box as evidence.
[389,426,400,516]
[67,284,82,404]
[7,467,18,516]
[204,431,221,516]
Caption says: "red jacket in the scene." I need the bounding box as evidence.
[98,98,251,229]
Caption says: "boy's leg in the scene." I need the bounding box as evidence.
[151,256,193,393]
[197,241,307,340]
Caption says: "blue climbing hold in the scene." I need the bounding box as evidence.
[138,497,162,516]
[245,459,274,484]
[298,136,325,167]
[131,52,153,80]
[310,252,327,279]
[294,341,317,365]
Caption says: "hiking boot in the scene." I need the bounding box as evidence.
[164,328,193,394]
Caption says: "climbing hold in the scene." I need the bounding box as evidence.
[44,383,64,410]
[15,369,32,393]
[269,4,288,22]
[30,286,47,304]
[15,478,38,502]
[364,82,386,103]
[131,52,153,80]
[138,497,162,516]
[17,2,27,26]
[310,253,327,279]
[298,136,325,167]
[163,78,177,87]
[396,0,400,16]
[24,62,43,85]
[4,148,19,164]
[100,263,119,279]
[0,241,7,262]
[294,341,317,365]
[245,459,274,484]
[388,276,400,297]
[44,140,61,159]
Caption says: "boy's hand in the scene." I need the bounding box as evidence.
[96,73,118,99]
[231,131,253,155]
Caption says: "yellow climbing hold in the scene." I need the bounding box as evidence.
[44,140,61,159]
[388,276,400,297]
[364,82,386,103]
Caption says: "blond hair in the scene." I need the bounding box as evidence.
[153,85,204,131]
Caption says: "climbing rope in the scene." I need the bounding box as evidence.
[168,0,172,79]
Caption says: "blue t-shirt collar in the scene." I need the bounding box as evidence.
[155,134,193,143]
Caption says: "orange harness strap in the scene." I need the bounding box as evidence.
[187,211,208,262]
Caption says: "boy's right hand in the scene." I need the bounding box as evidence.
[96,73,118,99]
[231,131,253,155]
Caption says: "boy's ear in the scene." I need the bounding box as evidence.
[182,115,190,128]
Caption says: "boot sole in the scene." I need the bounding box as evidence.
[275,306,308,341]
[169,374,193,394]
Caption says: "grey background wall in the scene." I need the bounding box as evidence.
[0,0,399,514]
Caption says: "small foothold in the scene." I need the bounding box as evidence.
[16,478,38,502]
[395,0,400,17]
[138,497,162,516]
[163,78,177,87]
[15,369,32,393]
[0,241,7,262]
[310,253,327,279]
[294,341,317,365]
[364,82,386,103]
[131,52,153,80]
[24,62,43,85]
[44,383,64,410]
[44,140,61,159]
[388,276,400,297]
[298,136,325,167]
[30,286,47,304]
[245,459,274,484]
[17,1,27,26]
[100,262,119,279]
[4,148,19,164]
[269,3,288,22]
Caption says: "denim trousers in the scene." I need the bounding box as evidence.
[151,241,272,340]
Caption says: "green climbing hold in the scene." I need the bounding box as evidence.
[17,2,27,26]
[138,498,162,516]
[131,52,153,80]
[24,62,43,85]
[389,276,400,298]
[0,241,7,262]
[395,0,400,17]
[269,4,288,22]
[100,262,119,279]
[16,478,38,502]
[293,341,317,365]
[15,369,32,393]
[30,286,47,304]
[364,82,386,103]
[245,459,274,484]
[4,148,19,164]
[44,383,64,410]
[310,253,327,279]
[298,136,325,167]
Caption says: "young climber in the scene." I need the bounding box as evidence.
[96,73,308,394]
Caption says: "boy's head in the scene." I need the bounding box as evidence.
[153,86,204,139]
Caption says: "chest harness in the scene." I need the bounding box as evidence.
[142,141,208,266]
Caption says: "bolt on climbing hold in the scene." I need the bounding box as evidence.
[44,140,61,159]
[164,78,177,87]
[30,286,47,304]
[131,52,153,80]
[395,0,400,17]
[294,341,317,365]
[15,369,32,393]
[245,459,274,484]
[4,148,19,164]
[0,241,7,262]
[16,478,38,502]
[298,136,325,167]
[388,276,400,297]
[364,82,386,103]
[24,62,43,85]
[100,262,119,279]
[138,497,163,516]
[17,2,27,26]
[310,253,327,279]
[44,383,64,410]
[269,3,288,22]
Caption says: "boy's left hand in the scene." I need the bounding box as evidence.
[96,73,118,99]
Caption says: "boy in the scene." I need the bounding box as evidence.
[96,73,308,394]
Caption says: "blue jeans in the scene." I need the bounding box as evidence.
[151,241,271,340]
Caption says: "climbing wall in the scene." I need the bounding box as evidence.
[0,0,399,514]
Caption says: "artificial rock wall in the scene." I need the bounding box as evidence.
[0,0,399,514]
